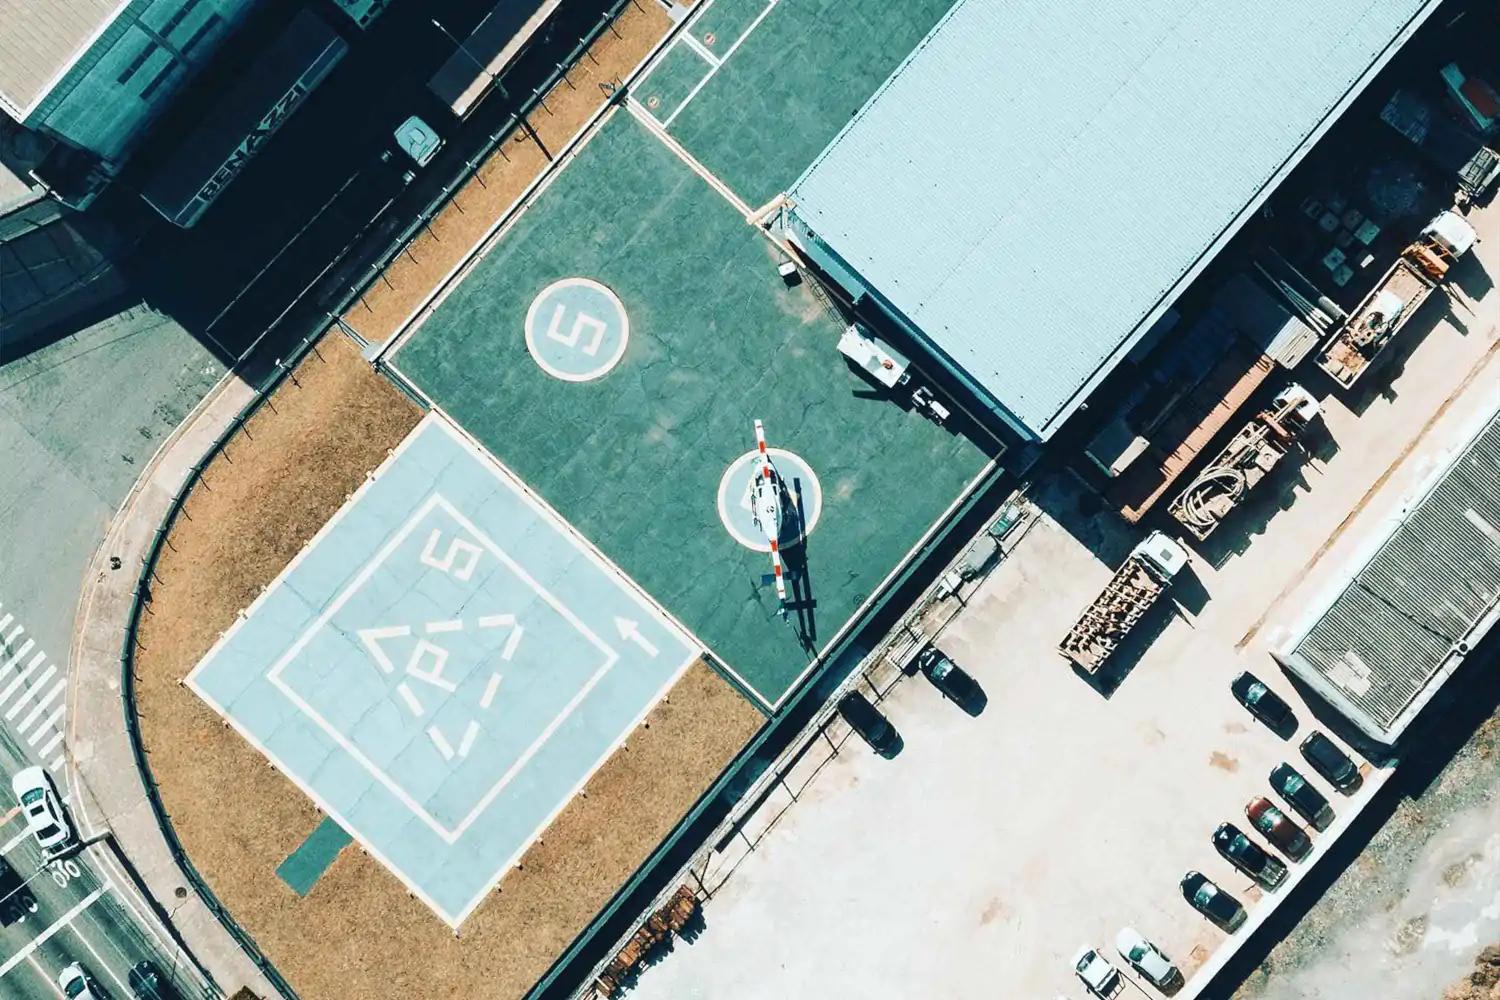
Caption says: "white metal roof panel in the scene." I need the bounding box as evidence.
[789,0,1439,438]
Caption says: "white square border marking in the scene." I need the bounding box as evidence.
[185,412,702,927]
[265,492,620,845]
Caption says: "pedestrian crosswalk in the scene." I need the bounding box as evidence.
[0,602,68,773]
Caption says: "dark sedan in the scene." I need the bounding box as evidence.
[1212,822,1288,890]
[1300,731,1362,793]
[837,692,901,757]
[1181,871,1246,932]
[1246,796,1312,861]
[916,647,985,715]
[1270,763,1334,830]
[130,960,180,1000]
[1230,672,1295,735]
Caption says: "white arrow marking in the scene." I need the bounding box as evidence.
[358,625,411,674]
[613,617,660,658]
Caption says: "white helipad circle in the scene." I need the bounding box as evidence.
[524,277,630,382]
[716,448,823,552]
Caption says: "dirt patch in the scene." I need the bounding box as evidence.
[135,332,765,998]
[343,0,672,349]
[1444,945,1500,1000]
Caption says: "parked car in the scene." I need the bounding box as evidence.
[1212,822,1288,890]
[1230,672,1295,734]
[1114,927,1180,988]
[1071,946,1121,995]
[58,963,105,999]
[1270,763,1334,830]
[0,855,37,926]
[915,646,985,714]
[11,765,72,854]
[836,691,901,756]
[1246,796,1312,861]
[1180,871,1246,931]
[1300,731,1362,793]
[130,959,178,1000]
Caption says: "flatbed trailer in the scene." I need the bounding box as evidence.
[1316,258,1435,388]
[1059,532,1188,673]
[1316,210,1475,389]
[1168,385,1320,541]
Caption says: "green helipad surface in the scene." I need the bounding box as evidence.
[391,108,995,708]
[637,0,958,206]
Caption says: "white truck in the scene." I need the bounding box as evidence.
[1316,210,1476,388]
[1058,532,1189,673]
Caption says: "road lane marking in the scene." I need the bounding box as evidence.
[0,824,30,856]
[95,869,194,983]
[0,638,35,678]
[0,880,109,977]
[9,665,59,721]
[18,681,66,733]
[0,653,46,708]
[68,917,134,998]
[30,707,67,747]
[23,952,65,998]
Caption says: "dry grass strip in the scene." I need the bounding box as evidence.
[345,0,673,349]
[136,333,764,999]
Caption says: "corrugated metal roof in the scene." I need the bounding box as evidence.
[788,0,1439,438]
[1287,411,1500,739]
[0,0,128,117]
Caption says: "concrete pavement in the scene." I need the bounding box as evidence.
[64,355,275,999]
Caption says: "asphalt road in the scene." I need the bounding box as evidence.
[0,724,208,1000]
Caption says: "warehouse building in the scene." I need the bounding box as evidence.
[784,0,1446,441]
[1276,408,1500,746]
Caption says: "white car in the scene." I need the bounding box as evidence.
[11,766,72,854]
[58,962,104,998]
[1115,926,1180,988]
[1071,946,1121,995]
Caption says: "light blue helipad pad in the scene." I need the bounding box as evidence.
[187,413,699,926]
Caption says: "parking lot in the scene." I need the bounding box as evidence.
[627,195,1500,999]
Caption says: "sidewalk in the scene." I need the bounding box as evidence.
[65,361,279,999]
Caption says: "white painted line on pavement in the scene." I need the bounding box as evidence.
[68,917,134,998]
[24,952,65,998]
[0,653,46,708]
[48,756,63,773]
[0,638,35,678]
[0,824,30,857]
[30,707,67,747]
[18,680,66,733]
[88,857,189,981]
[0,880,109,977]
[0,614,13,634]
[9,665,59,721]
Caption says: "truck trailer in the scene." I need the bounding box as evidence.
[1315,210,1476,389]
[1168,384,1320,541]
[1059,532,1189,673]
